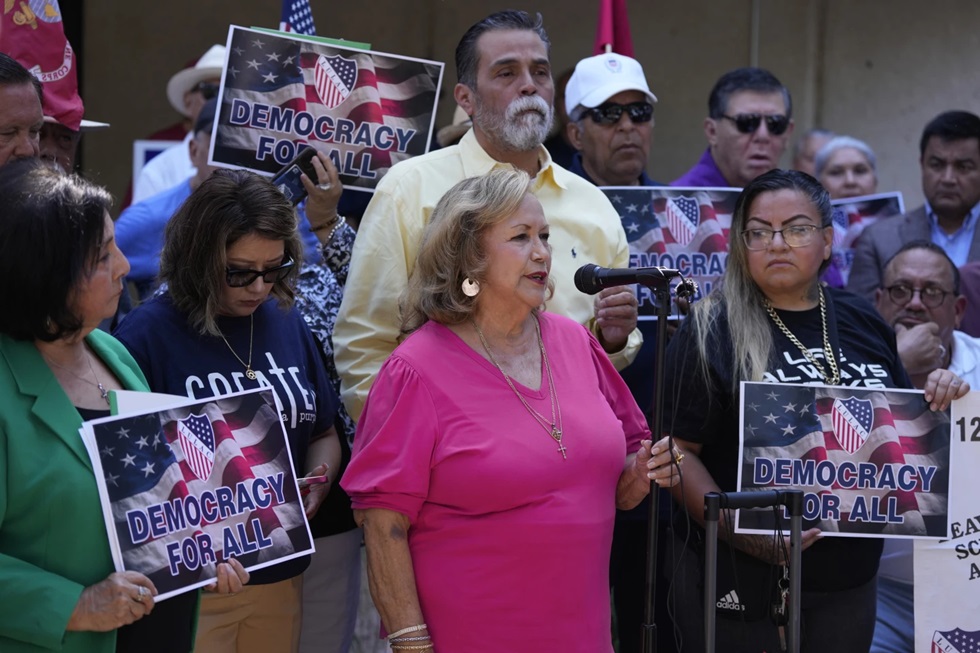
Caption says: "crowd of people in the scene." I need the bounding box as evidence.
[1,6,979,653]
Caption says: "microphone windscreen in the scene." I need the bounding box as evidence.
[574,264,601,295]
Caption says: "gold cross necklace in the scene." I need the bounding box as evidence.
[473,316,566,459]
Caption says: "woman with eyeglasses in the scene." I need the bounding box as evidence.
[661,169,967,653]
[113,168,341,653]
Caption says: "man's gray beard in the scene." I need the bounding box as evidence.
[475,95,555,153]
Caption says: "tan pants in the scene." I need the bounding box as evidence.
[194,576,303,653]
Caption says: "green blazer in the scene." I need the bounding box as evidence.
[0,330,148,653]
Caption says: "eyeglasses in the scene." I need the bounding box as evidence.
[225,258,295,288]
[721,113,790,136]
[585,101,654,125]
[741,225,822,250]
[884,284,953,308]
[191,81,219,100]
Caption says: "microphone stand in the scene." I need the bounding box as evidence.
[637,269,684,653]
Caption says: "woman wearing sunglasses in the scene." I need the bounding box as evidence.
[113,169,341,653]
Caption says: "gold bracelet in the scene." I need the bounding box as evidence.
[386,623,427,640]
[390,645,433,651]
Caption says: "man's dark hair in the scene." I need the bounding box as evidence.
[883,240,961,294]
[0,158,113,342]
[0,52,43,104]
[919,111,980,159]
[707,67,791,119]
[455,10,550,88]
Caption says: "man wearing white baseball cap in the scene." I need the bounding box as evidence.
[133,44,225,203]
[564,52,658,187]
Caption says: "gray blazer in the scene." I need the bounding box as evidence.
[844,205,980,301]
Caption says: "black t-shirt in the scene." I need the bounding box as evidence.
[664,287,911,593]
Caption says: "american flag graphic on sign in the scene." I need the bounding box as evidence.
[176,413,215,481]
[829,192,904,284]
[314,54,357,109]
[831,397,874,455]
[87,389,312,599]
[664,195,700,246]
[738,382,951,536]
[279,0,316,34]
[933,628,980,653]
[214,26,443,189]
[602,186,738,313]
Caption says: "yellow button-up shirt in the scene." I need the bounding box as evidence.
[334,129,642,421]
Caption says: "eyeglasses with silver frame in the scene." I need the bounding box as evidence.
[741,225,822,251]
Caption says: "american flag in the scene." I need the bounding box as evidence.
[214,26,442,188]
[280,0,316,35]
[737,382,951,536]
[933,628,980,653]
[829,191,904,284]
[91,390,311,599]
[602,186,738,312]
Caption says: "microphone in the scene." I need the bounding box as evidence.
[574,263,685,295]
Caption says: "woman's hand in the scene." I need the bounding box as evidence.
[66,571,156,632]
[205,557,250,594]
[637,437,683,488]
[301,151,343,240]
[594,285,638,353]
[923,368,970,411]
[302,461,332,519]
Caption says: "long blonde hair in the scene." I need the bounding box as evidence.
[691,169,833,394]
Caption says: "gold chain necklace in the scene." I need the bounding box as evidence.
[219,314,257,380]
[764,286,841,385]
[44,348,111,406]
[473,316,566,460]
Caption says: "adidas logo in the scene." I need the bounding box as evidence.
[716,590,746,611]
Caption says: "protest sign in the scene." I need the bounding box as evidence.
[601,186,739,317]
[914,392,980,652]
[210,25,443,191]
[830,191,904,285]
[80,388,312,601]
[736,382,951,537]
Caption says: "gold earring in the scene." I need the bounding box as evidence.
[461,278,480,297]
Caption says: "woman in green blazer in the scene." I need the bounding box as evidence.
[0,160,159,652]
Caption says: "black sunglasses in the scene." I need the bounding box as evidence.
[192,81,219,100]
[585,101,654,125]
[225,258,295,288]
[721,113,790,135]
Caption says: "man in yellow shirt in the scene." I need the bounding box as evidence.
[334,10,641,421]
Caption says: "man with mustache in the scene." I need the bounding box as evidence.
[672,67,794,188]
[871,240,978,653]
[335,10,640,421]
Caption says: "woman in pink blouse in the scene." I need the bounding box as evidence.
[341,168,682,653]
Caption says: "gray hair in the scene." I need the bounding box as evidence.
[455,11,550,89]
[814,136,877,178]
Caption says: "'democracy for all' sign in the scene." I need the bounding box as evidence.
[80,388,312,601]
[600,186,739,316]
[735,382,952,538]
[211,25,444,191]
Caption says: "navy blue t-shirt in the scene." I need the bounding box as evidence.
[113,293,337,586]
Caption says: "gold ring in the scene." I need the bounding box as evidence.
[674,451,685,465]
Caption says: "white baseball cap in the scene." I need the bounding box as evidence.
[565,53,657,121]
[166,44,226,117]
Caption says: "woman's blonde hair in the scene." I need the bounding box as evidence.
[691,169,833,394]
[400,167,552,333]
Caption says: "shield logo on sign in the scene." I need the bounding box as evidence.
[176,413,216,482]
[831,397,874,455]
[313,54,358,109]
[664,195,700,246]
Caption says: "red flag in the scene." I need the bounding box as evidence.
[594,0,635,57]
[0,2,85,130]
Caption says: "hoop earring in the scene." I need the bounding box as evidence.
[461,278,480,297]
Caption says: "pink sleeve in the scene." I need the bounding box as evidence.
[340,355,439,522]
[588,332,651,454]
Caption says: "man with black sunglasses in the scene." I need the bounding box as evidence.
[564,52,659,187]
[673,67,793,189]
[871,240,977,653]
[133,44,225,204]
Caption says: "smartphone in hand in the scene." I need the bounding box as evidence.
[271,147,318,205]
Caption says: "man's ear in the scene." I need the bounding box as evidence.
[454,83,475,118]
[704,116,718,146]
[566,121,584,151]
